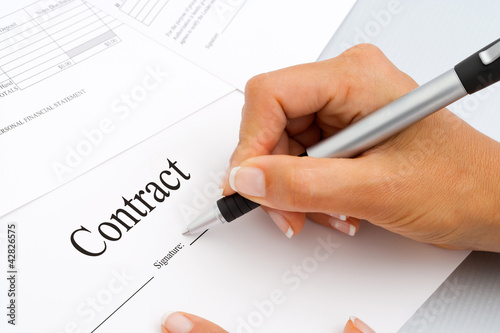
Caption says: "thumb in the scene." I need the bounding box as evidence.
[161,311,227,333]
[228,154,378,217]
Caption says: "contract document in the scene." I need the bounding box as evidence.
[0,0,233,218]
[87,0,356,89]
[0,91,469,333]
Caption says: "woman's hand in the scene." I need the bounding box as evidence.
[159,44,500,333]
[221,44,500,252]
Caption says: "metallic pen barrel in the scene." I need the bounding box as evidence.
[307,69,467,159]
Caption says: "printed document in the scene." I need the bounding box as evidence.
[0,0,233,218]
[87,0,356,89]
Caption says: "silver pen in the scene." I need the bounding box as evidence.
[183,38,500,235]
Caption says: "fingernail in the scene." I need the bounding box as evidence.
[161,312,194,333]
[329,217,356,236]
[329,214,347,221]
[350,316,376,333]
[268,211,294,239]
[229,166,265,197]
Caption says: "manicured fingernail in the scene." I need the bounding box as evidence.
[329,214,347,221]
[268,211,294,239]
[350,316,376,333]
[330,217,356,236]
[229,167,265,197]
[161,312,194,333]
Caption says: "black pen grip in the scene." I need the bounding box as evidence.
[217,151,308,222]
[455,38,500,94]
[217,193,260,223]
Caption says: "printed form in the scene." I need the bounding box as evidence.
[88,0,356,89]
[0,91,469,333]
[0,0,233,218]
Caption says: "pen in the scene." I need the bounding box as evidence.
[183,38,500,235]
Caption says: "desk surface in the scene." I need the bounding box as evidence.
[399,251,500,332]
[320,1,500,332]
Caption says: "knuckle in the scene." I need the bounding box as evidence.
[340,43,390,72]
[244,73,271,96]
[345,43,383,58]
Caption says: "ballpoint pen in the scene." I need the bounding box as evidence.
[183,38,500,235]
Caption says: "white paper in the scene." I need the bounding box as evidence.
[0,0,233,218]
[0,91,469,333]
[87,0,356,89]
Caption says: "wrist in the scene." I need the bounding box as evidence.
[457,127,500,252]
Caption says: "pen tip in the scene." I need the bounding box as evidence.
[182,228,190,236]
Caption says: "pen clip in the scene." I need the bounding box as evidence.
[454,38,500,94]
[479,39,500,65]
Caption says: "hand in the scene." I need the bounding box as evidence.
[160,312,375,333]
[222,44,500,252]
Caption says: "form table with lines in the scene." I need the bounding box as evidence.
[117,0,169,26]
[0,0,121,97]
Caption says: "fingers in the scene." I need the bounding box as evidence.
[307,213,360,237]
[160,312,375,333]
[161,312,228,333]
[258,207,361,239]
[223,65,333,196]
[263,207,306,239]
[344,317,376,333]
[223,44,417,197]
[287,118,322,149]
[229,59,343,173]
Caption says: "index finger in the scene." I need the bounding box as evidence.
[234,61,344,164]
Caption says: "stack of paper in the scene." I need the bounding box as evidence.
[0,1,471,332]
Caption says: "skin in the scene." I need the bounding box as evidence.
[162,44,500,332]
[223,43,500,252]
